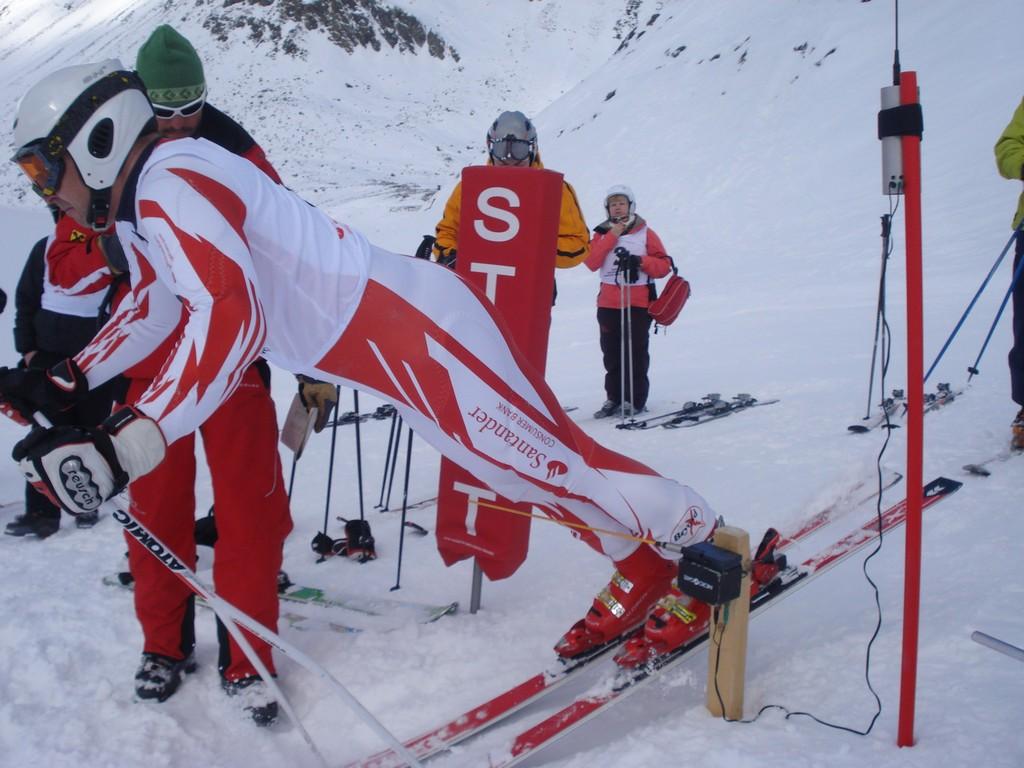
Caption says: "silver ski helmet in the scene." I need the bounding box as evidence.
[604,185,636,217]
[12,59,154,227]
[486,110,537,165]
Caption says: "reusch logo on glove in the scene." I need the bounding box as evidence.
[59,456,103,512]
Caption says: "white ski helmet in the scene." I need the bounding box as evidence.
[486,110,537,164]
[12,59,154,225]
[604,185,636,217]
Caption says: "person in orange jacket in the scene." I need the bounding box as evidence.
[585,186,672,418]
[429,110,589,302]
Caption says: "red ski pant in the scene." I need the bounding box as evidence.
[124,364,292,680]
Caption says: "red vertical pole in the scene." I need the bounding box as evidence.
[897,69,924,748]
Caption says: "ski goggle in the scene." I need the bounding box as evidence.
[152,89,206,119]
[489,137,533,163]
[12,141,64,198]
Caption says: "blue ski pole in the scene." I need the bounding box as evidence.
[925,224,1022,383]
[967,236,1024,382]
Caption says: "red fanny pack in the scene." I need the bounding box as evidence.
[648,257,690,326]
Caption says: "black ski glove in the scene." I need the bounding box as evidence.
[433,245,457,269]
[413,235,436,260]
[13,405,166,517]
[614,247,641,284]
[0,358,89,422]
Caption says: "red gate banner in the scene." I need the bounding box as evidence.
[435,165,563,580]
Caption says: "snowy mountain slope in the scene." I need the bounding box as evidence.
[0,1,1023,767]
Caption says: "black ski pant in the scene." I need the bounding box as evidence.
[598,306,652,410]
[1011,232,1024,407]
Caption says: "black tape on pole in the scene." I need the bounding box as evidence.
[878,103,923,139]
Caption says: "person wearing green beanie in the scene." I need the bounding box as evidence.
[134,23,282,185]
[123,23,291,726]
[136,24,206,108]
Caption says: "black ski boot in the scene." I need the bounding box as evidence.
[222,675,279,726]
[134,651,197,702]
[4,509,59,539]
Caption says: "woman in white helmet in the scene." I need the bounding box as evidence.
[585,185,673,418]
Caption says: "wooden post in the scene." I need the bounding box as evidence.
[706,526,751,720]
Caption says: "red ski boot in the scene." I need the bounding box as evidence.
[750,527,785,590]
[555,545,676,660]
[615,526,788,668]
[614,583,711,667]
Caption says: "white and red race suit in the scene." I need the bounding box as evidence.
[76,138,714,563]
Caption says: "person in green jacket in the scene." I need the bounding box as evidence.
[994,98,1024,450]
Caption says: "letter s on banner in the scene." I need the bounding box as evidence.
[473,187,520,242]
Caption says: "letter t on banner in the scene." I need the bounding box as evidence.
[435,165,563,583]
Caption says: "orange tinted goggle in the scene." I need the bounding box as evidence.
[12,143,64,198]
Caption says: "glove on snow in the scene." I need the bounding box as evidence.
[297,376,338,433]
[342,518,376,563]
[13,406,166,517]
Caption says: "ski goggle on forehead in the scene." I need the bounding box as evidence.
[152,89,206,119]
[12,141,64,198]
[489,136,533,163]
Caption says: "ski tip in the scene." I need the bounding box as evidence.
[962,464,991,477]
[926,476,964,495]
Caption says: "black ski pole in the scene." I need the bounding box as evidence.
[391,427,415,591]
[863,215,892,419]
[317,385,343,560]
[375,409,399,509]
[926,223,1023,382]
[967,240,1024,381]
[383,416,404,511]
[352,390,365,521]
[287,451,298,501]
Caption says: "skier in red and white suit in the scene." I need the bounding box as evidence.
[9,63,715,668]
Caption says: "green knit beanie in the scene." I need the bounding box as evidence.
[136,24,206,107]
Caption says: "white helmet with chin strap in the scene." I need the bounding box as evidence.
[604,184,636,219]
[12,59,154,228]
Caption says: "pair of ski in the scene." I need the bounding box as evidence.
[617,393,778,431]
[349,473,961,768]
[848,382,961,434]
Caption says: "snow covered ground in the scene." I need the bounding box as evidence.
[0,1,1022,767]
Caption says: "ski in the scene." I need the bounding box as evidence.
[848,388,905,433]
[371,495,438,514]
[327,404,398,428]
[963,446,1023,477]
[103,573,457,633]
[661,394,779,429]
[345,471,905,768]
[615,394,718,430]
[849,383,959,434]
[921,382,962,414]
[476,476,962,768]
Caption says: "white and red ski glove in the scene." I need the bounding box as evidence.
[13,406,166,517]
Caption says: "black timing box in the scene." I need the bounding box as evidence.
[678,541,742,605]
